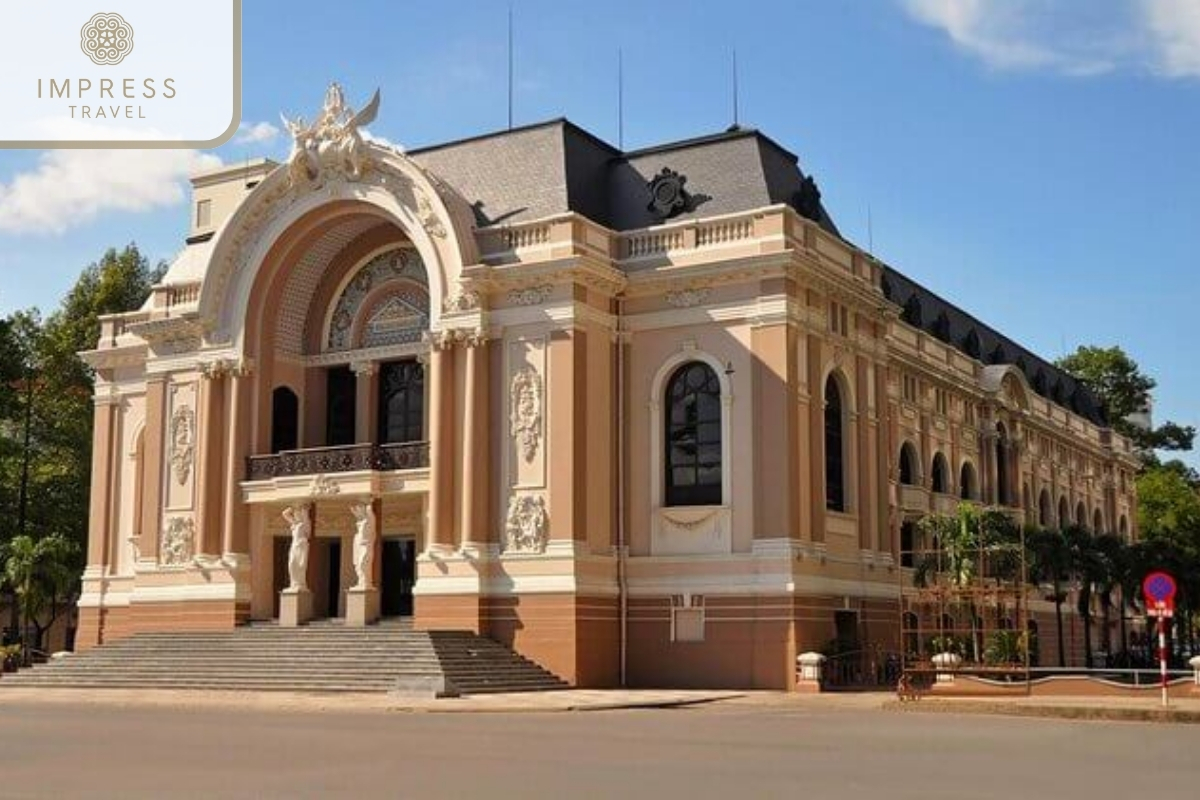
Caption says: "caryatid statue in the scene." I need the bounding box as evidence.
[282,504,312,591]
[350,501,376,591]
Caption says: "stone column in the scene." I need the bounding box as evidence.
[222,362,253,557]
[351,361,379,445]
[806,333,826,543]
[194,364,227,556]
[855,354,873,552]
[460,331,490,549]
[86,394,119,571]
[427,334,457,551]
[139,375,169,562]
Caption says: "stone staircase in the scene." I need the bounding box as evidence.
[0,619,568,696]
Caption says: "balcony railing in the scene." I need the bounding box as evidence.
[245,442,429,481]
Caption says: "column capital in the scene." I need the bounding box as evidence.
[350,360,379,377]
[201,357,254,379]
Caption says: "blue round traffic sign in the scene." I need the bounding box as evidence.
[1143,571,1177,604]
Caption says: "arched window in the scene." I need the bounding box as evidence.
[960,461,977,500]
[995,423,1010,505]
[1093,508,1104,534]
[378,359,425,444]
[1039,490,1052,528]
[1076,501,1088,529]
[899,442,920,486]
[930,453,949,494]
[1058,497,1070,528]
[271,387,299,453]
[1119,515,1129,538]
[824,376,846,512]
[665,362,723,507]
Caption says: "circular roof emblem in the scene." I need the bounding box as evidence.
[80,12,134,66]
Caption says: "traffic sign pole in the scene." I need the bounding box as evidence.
[1157,603,1169,708]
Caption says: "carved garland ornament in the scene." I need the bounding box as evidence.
[169,406,195,485]
[509,365,543,464]
[160,517,195,567]
[507,285,552,307]
[665,287,710,309]
[504,494,549,554]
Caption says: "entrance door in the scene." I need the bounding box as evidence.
[326,540,342,619]
[381,539,415,617]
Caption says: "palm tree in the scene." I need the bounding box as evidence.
[1027,528,1070,668]
[1063,525,1108,669]
[1093,533,1129,661]
[915,505,1021,663]
[1,533,80,664]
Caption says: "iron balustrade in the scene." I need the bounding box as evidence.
[245,441,429,481]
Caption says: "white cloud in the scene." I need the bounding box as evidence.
[901,0,1200,78]
[361,128,405,153]
[1142,0,1200,76]
[234,120,281,145]
[0,149,221,235]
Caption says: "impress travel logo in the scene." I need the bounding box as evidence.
[1,2,241,148]
[80,12,135,66]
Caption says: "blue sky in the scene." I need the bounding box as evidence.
[1,0,1197,461]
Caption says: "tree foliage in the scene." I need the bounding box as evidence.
[1,244,160,643]
[1055,345,1195,456]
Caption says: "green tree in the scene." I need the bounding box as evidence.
[1,244,160,645]
[1,533,81,662]
[1055,345,1195,456]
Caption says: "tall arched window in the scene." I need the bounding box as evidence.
[960,461,977,500]
[931,453,949,494]
[824,376,846,512]
[1058,497,1070,528]
[271,387,299,453]
[1076,501,1088,529]
[1093,508,1104,534]
[899,442,920,486]
[378,359,425,444]
[665,361,723,507]
[1039,489,1052,528]
[995,423,1010,505]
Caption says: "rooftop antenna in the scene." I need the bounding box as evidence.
[617,48,624,149]
[507,3,514,130]
[731,49,740,128]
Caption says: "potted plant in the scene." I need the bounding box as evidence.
[2,644,21,673]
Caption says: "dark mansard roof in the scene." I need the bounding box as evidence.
[406,118,1106,427]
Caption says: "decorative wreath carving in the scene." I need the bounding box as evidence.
[504,494,548,554]
[160,517,194,567]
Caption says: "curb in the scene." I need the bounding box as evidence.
[397,693,747,714]
[881,699,1200,725]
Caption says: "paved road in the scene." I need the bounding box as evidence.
[1,701,1195,799]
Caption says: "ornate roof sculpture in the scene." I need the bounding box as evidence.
[281,83,382,186]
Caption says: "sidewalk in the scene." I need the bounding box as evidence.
[883,693,1200,724]
[0,686,746,714]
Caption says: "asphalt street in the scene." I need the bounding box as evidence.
[1,700,1194,799]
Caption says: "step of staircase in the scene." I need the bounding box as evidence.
[0,621,568,697]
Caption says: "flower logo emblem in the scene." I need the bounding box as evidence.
[80,12,134,66]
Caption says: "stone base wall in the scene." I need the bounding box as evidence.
[75,600,246,650]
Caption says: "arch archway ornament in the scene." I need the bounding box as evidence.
[197,84,480,353]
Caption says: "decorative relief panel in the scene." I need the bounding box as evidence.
[651,507,732,557]
[509,365,543,464]
[507,285,552,307]
[169,405,195,486]
[665,287,710,308]
[504,494,548,554]
[505,338,547,491]
[160,517,194,567]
